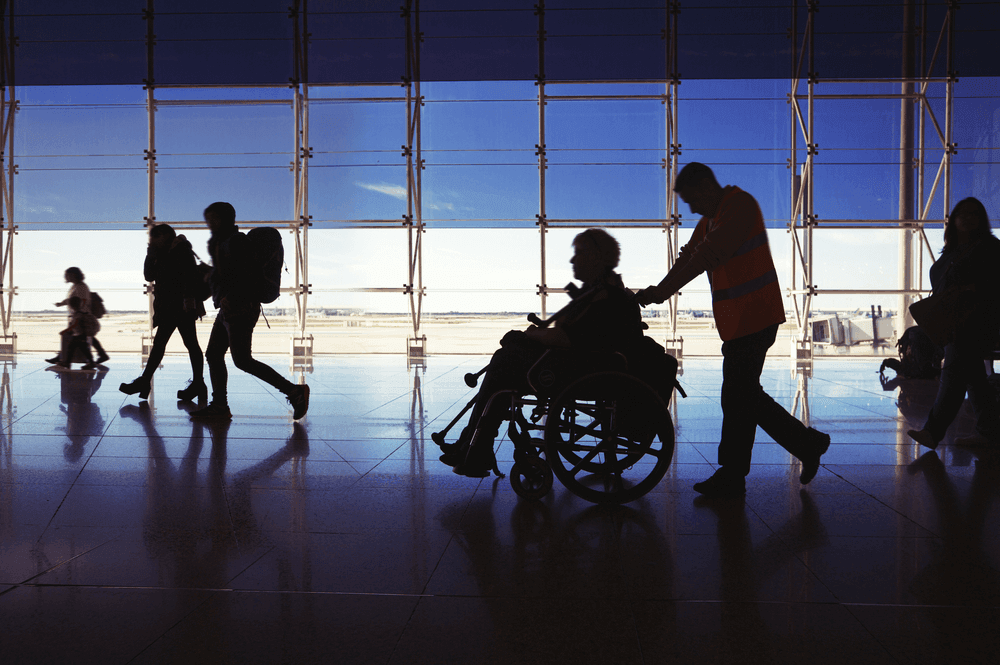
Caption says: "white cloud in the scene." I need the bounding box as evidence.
[356,181,407,200]
[357,181,471,213]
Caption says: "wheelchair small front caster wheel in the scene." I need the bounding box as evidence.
[510,456,553,500]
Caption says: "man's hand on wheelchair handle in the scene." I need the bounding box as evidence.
[636,284,671,307]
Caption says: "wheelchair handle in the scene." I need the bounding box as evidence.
[527,282,594,329]
[464,366,488,387]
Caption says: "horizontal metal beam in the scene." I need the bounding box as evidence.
[788,288,931,295]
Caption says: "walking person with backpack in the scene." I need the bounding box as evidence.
[47,267,110,369]
[120,223,207,401]
[190,202,309,421]
[908,197,1000,450]
[636,163,831,498]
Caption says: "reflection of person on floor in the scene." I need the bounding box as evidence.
[119,402,235,590]
[190,202,310,421]
[697,491,828,659]
[48,267,108,369]
[908,197,1000,450]
[908,451,1000,662]
[636,162,830,498]
[437,228,644,478]
[120,223,207,402]
[433,496,673,662]
[59,369,107,462]
[226,422,310,535]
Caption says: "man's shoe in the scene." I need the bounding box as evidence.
[287,384,310,420]
[95,353,110,364]
[799,428,831,484]
[693,468,746,498]
[908,428,938,450]
[190,403,232,420]
[45,356,61,364]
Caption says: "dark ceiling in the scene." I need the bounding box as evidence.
[7,1,998,86]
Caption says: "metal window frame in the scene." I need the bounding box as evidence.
[0,1,972,369]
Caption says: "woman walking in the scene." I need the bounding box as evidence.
[909,197,1000,449]
[47,267,108,369]
[120,223,207,401]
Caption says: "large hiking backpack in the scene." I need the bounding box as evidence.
[246,227,284,304]
[89,292,106,318]
[880,325,943,379]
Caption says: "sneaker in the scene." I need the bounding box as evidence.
[693,468,746,498]
[190,403,232,420]
[287,384,310,420]
[908,428,939,450]
[799,428,831,484]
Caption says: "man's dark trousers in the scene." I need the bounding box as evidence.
[206,308,295,405]
[719,323,813,476]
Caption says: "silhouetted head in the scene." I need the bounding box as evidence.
[204,202,236,234]
[572,228,620,284]
[64,267,84,284]
[149,223,176,251]
[944,197,992,251]
[674,162,724,217]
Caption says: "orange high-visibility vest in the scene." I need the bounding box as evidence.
[690,187,786,341]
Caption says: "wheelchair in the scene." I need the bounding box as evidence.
[433,341,684,505]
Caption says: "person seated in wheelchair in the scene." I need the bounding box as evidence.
[439,228,645,478]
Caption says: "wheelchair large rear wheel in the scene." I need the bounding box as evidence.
[544,371,674,505]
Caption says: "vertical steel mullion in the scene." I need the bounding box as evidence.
[537,0,547,320]
[790,0,799,343]
[145,0,156,334]
[804,4,815,342]
[0,1,7,336]
[413,1,423,340]
[293,88,302,330]
[0,0,11,336]
[4,0,12,335]
[301,84,309,336]
[403,1,415,337]
[668,0,680,341]
[414,11,423,338]
[300,0,310,338]
[899,0,915,332]
[943,3,953,222]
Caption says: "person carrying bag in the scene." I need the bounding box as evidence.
[908,197,1000,450]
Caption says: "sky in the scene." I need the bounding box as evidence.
[9,77,1000,317]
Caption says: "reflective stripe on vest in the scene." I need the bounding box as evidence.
[732,229,768,258]
[712,268,779,302]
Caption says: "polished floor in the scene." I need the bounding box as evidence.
[1,352,998,664]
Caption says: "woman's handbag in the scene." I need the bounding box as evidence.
[908,284,974,347]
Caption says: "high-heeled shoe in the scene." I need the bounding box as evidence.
[177,380,208,402]
[119,378,151,400]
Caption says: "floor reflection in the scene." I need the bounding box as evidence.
[0,354,997,664]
